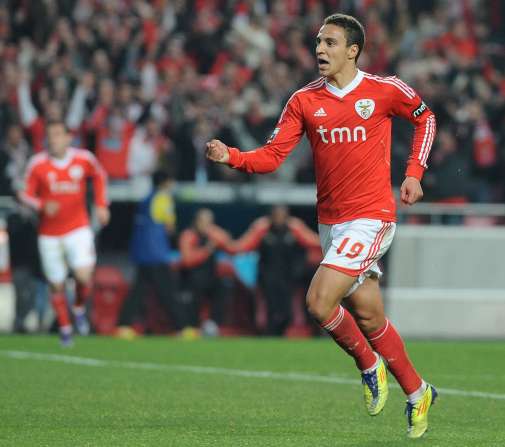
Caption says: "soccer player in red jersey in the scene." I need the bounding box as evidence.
[20,120,110,347]
[206,14,437,438]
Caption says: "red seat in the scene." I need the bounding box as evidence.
[91,266,129,335]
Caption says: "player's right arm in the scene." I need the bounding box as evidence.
[225,217,271,254]
[18,159,57,215]
[206,94,305,173]
[179,229,215,269]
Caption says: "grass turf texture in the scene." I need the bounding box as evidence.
[1,336,504,447]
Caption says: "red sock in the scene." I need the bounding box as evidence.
[321,306,377,371]
[75,282,92,308]
[367,319,422,394]
[51,292,71,329]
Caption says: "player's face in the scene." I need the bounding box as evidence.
[46,124,71,158]
[271,206,288,227]
[316,24,357,76]
[195,209,214,233]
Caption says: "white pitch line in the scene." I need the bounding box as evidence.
[3,350,505,401]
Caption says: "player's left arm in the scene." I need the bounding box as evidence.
[85,152,110,226]
[225,217,271,254]
[207,224,233,253]
[389,78,436,205]
[287,217,321,251]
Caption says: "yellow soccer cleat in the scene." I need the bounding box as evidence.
[361,356,389,416]
[405,384,438,438]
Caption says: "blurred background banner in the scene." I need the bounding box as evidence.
[0,0,504,338]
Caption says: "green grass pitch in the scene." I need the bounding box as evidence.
[1,335,505,446]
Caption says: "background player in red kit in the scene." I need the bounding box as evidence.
[20,120,109,346]
[206,14,437,439]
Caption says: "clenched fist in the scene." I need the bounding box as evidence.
[205,139,230,164]
[400,176,424,205]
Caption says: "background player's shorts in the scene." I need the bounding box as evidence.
[38,226,96,284]
[319,219,396,297]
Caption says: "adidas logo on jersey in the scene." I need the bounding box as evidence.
[314,107,327,117]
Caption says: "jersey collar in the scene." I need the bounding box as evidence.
[49,148,74,169]
[325,69,364,98]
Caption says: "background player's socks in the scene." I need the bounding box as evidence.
[51,292,71,329]
[321,305,377,371]
[59,324,73,347]
[73,306,90,336]
[367,319,422,394]
[75,282,92,308]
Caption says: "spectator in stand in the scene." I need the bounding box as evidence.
[0,0,503,199]
[423,127,470,205]
[178,208,232,336]
[118,169,183,335]
[16,70,93,153]
[0,124,30,195]
[227,205,320,335]
[128,117,171,178]
[8,209,45,333]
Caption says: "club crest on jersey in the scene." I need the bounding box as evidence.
[69,165,84,180]
[354,99,375,120]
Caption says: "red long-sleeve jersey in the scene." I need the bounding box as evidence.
[228,70,436,224]
[227,217,320,253]
[179,225,232,269]
[20,148,108,236]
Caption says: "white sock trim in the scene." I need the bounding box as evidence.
[73,306,86,316]
[323,306,345,331]
[60,325,73,335]
[407,380,427,403]
[368,319,390,341]
[361,352,380,374]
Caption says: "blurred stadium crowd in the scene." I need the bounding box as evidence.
[0,0,504,202]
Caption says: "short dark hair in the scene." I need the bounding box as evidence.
[323,13,365,62]
[152,168,175,187]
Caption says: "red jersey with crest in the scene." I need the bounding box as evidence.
[20,148,108,236]
[228,70,436,224]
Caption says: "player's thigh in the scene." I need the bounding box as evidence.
[63,227,96,278]
[345,277,385,333]
[38,235,68,285]
[319,219,395,297]
[306,265,356,319]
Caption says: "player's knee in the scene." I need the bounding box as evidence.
[49,282,65,293]
[306,287,338,322]
[354,311,385,335]
[74,269,93,286]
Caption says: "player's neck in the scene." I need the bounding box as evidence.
[49,148,69,160]
[327,65,359,90]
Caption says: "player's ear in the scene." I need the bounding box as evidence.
[347,44,359,61]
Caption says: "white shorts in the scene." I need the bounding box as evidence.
[319,218,396,297]
[38,226,96,284]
